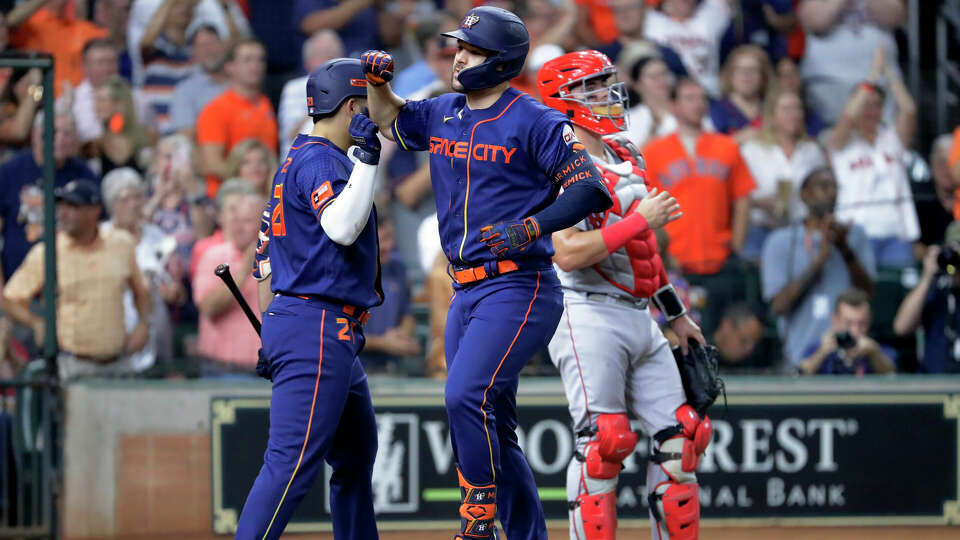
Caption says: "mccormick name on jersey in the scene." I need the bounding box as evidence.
[428,136,518,163]
[554,151,594,189]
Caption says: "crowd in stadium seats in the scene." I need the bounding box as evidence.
[0,0,957,379]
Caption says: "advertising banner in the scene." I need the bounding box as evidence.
[211,393,960,533]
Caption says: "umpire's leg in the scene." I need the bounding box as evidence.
[325,356,379,540]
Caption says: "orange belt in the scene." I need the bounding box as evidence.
[453,260,519,285]
[343,304,371,325]
[294,295,371,324]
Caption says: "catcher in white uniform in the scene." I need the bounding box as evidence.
[537,51,712,540]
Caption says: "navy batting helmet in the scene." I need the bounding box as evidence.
[305,58,368,117]
[441,6,529,91]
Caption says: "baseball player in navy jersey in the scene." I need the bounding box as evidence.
[362,6,612,540]
[235,58,383,540]
[537,51,711,540]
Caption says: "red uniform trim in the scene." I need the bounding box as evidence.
[564,298,593,424]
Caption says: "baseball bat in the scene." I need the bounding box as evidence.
[214,263,262,336]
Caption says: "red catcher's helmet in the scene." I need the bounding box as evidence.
[537,50,628,135]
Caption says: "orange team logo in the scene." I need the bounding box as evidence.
[461,14,480,28]
[307,97,313,107]
[428,137,517,163]
[349,78,367,87]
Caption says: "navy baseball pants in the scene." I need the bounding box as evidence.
[444,266,564,540]
[236,295,378,540]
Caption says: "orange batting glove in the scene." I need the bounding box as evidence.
[361,50,394,86]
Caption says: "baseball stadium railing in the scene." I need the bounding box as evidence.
[936,0,960,136]
[0,53,62,539]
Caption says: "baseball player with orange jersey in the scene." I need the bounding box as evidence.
[362,6,614,540]
[537,51,712,540]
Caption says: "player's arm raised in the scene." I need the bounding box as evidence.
[553,188,681,272]
[320,113,382,245]
[360,51,405,141]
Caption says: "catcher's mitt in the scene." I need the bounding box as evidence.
[672,341,725,416]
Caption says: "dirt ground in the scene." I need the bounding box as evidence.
[364,527,959,539]
[116,527,959,540]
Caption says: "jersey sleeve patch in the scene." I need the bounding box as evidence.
[562,124,581,148]
[311,181,334,213]
[252,202,272,281]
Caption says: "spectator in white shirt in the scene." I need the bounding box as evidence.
[642,0,733,97]
[826,45,919,269]
[740,88,828,261]
[276,30,343,157]
[73,39,152,145]
[798,0,906,125]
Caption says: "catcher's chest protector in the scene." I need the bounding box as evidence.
[586,141,666,298]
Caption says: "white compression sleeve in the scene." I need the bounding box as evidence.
[319,146,379,246]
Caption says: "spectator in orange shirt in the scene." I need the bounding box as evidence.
[8,0,108,96]
[195,37,276,198]
[950,126,960,219]
[643,76,756,334]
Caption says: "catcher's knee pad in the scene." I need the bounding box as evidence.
[457,469,497,539]
[586,413,639,479]
[648,481,700,540]
[570,414,638,540]
[651,405,712,483]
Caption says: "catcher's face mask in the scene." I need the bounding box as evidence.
[560,70,629,134]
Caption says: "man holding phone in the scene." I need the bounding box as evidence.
[799,287,896,375]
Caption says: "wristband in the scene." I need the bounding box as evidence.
[652,284,687,322]
[600,213,649,253]
[350,145,379,165]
